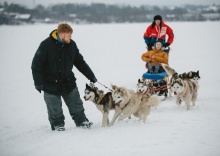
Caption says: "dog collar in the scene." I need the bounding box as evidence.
[120,100,130,109]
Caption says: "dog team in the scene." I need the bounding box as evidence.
[83,64,200,127]
[32,21,198,130]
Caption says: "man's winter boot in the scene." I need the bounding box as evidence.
[51,125,65,131]
[79,121,93,128]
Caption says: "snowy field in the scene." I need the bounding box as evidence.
[0,21,220,156]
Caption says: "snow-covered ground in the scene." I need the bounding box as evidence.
[0,21,220,156]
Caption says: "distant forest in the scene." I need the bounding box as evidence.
[0,2,220,24]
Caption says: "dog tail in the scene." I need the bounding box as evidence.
[161,63,177,77]
[147,95,160,107]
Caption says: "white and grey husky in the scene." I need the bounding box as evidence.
[161,63,199,110]
[171,78,198,110]
[179,70,200,85]
[108,84,159,126]
[136,78,149,94]
[161,63,200,83]
[136,78,168,100]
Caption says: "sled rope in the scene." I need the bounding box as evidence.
[148,83,171,93]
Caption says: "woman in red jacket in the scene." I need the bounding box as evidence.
[144,15,174,52]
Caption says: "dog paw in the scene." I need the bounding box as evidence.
[107,123,113,127]
[176,102,181,105]
[118,118,123,122]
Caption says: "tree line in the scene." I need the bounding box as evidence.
[0,2,219,24]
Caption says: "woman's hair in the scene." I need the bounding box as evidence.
[57,23,73,34]
[151,15,162,29]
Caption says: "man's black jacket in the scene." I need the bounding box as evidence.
[31,30,97,95]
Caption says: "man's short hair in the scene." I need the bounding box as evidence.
[57,23,73,34]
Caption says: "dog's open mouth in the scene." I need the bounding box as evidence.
[84,96,91,101]
[115,100,122,107]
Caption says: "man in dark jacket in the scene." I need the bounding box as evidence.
[31,23,97,131]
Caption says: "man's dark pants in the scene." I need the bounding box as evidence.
[44,87,88,128]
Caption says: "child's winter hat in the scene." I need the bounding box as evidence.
[155,40,163,44]
[152,40,163,49]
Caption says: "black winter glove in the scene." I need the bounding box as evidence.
[163,42,170,48]
[147,42,154,50]
[90,78,97,83]
[35,85,43,94]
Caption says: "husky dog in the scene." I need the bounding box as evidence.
[136,78,148,94]
[161,63,200,97]
[161,64,179,98]
[136,78,168,100]
[179,70,200,84]
[171,78,198,110]
[136,79,159,121]
[148,79,168,99]
[83,83,115,127]
[108,84,159,126]
[135,94,159,120]
[161,63,199,110]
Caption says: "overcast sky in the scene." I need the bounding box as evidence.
[1,0,219,8]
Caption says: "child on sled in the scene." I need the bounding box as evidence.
[141,40,168,74]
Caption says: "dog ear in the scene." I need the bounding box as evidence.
[197,70,200,78]
[118,88,125,96]
[178,78,184,86]
[111,84,118,90]
[181,73,187,79]
[173,73,179,79]
[118,88,122,94]
[188,71,192,77]
[86,83,90,89]
[98,90,104,94]
[144,80,148,85]
[138,77,145,83]
[138,79,142,83]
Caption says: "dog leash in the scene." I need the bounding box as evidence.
[97,81,113,92]
[149,83,171,93]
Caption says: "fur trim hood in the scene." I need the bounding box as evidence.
[50,29,58,41]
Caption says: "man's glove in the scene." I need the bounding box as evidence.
[90,78,97,83]
[163,42,170,48]
[35,85,43,94]
[147,42,154,50]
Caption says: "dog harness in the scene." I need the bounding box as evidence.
[182,81,188,97]
[96,94,106,105]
